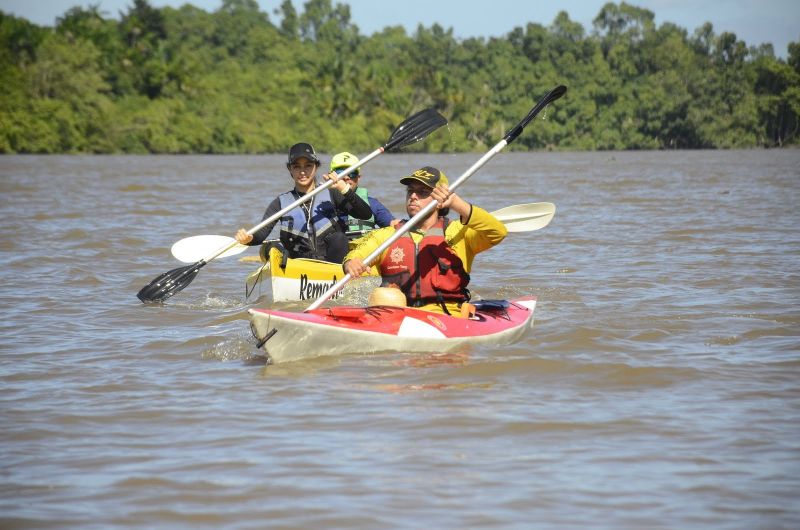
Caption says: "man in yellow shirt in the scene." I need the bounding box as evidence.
[344,166,507,316]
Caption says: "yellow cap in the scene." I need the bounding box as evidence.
[330,151,359,171]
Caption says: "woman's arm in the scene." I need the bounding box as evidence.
[238,197,282,246]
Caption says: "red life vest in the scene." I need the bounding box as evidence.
[378,218,470,309]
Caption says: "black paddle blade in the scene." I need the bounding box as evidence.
[504,85,567,144]
[383,108,448,152]
[136,261,206,303]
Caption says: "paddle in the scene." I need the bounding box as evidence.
[173,237,293,263]
[169,203,555,263]
[170,235,248,263]
[136,108,448,303]
[490,202,555,233]
[305,85,567,311]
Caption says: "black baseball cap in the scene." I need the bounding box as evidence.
[287,142,320,165]
[400,166,448,188]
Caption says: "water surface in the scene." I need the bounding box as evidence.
[1,150,799,529]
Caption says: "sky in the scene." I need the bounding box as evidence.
[1,0,798,57]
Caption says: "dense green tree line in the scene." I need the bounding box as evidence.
[1,0,798,153]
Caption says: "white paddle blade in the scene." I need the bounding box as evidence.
[171,235,249,263]
[492,202,556,233]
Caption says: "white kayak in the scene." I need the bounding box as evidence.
[248,296,537,364]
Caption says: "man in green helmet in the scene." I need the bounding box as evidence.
[330,152,396,238]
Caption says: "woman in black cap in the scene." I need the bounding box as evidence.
[234,142,372,263]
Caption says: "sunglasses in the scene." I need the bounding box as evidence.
[334,167,360,178]
[406,186,432,198]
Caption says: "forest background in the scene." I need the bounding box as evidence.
[1,0,798,153]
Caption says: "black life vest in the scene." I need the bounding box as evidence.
[278,187,337,259]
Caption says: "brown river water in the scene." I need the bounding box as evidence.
[1,150,798,529]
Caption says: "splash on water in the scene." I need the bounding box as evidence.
[200,334,254,362]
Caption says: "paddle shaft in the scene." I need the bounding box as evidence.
[305,141,510,311]
[137,108,447,303]
[186,106,447,266]
[305,85,566,311]
[146,158,372,289]
[135,153,378,301]
[200,149,381,263]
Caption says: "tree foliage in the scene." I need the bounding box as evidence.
[0,1,797,153]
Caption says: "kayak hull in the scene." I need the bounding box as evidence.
[245,247,378,302]
[248,296,537,363]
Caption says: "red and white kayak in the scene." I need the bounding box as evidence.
[248,296,537,363]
